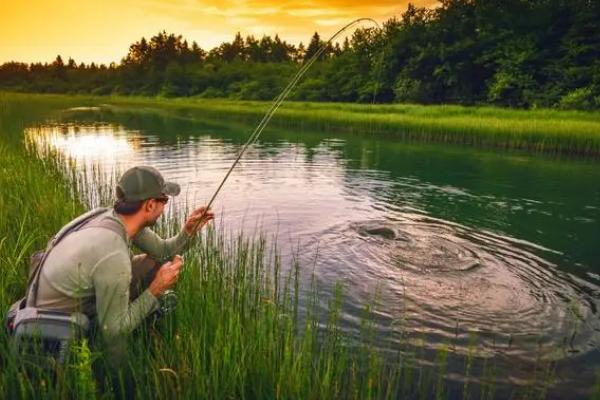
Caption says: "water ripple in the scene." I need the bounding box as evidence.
[313,215,600,361]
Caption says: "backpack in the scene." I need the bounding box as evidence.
[3,207,124,366]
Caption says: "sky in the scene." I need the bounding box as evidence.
[0,0,437,65]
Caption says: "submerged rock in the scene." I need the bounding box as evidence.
[451,259,481,272]
[363,226,396,240]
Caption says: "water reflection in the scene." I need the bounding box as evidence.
[26,112,600,395]
[28,124,137,163]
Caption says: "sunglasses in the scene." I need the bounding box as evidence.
[154,196,169,204]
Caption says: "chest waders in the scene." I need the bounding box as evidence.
[3,207,124,370]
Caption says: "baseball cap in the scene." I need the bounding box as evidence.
[116,166,180,202]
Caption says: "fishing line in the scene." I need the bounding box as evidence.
[192,18,383,230]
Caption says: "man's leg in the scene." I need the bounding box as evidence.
[130,255,178,322]
[94,255,160,393]
[130,254,160,300]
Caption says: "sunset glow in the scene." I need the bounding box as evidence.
[0,0,438,64]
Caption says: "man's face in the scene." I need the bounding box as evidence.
[144,197,168,227]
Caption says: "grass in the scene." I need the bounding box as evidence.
[103,95,600,158]
[0,91,417,399]
[4,91,600,157]
[0,92,588,399]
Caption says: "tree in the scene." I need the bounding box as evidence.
[304,32,325,62]
[245,35,262,62]
[258,35,273,62]
[1,3,599,109]
[295,42,306,63]
[217,32,246,62]
[190,41,206,63]
[52,55,66,81]
[271,35,293,62]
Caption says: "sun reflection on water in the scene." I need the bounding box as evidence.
[22,117,600,394]
[26,124,139,165]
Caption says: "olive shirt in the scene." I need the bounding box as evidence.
[35,208,189,338]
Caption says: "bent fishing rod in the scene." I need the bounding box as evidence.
[190,18,382,232]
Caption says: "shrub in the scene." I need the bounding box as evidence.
[559,86,599,110]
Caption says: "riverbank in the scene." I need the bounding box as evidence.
[0,91,410,399]
[0,91,433,399]
[0,92,583,398]
[4,91,600,158]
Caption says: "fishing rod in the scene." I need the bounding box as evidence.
[191,18,382,231]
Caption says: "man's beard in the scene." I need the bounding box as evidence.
[144,215,160,228]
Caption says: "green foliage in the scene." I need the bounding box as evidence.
[0,93,590,398]
[103,94,600,157]
[487,70,536,108]
[1,1,599,109]
[293,78,330,101]
[68,339,97,398]
[559,86,600,110]
[393,74,424,103]
[485,38,538,107]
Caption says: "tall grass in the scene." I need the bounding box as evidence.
[0,92,578,399]
[4,91,600,157]
[0,91,417,399]
[103,95,600,158]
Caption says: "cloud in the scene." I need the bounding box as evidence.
[315,18,355,27]
[134,0,438,47]
[0,0,438,63]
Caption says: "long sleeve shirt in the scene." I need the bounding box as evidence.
[35,208,189,338]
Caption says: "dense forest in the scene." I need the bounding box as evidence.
[1,0,599,109]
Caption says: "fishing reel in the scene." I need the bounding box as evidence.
[157,290,178,318]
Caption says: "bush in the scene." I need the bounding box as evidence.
[393,75,424,103]
[292,78,329,101]
[91,86,113,96]
[487,71,535,108]
[559,86,599,110]
[197,87,226,98]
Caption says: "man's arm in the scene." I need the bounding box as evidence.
[92,251,158,338]
[132,206,214,261]
[133,228,189,262]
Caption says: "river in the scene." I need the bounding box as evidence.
[27,105,600,397]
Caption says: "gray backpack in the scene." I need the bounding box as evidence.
[4,207,124,366]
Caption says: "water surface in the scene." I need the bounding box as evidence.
[27,107,600,396]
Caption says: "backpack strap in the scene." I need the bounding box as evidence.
[79,215,127,241]
[26,208,111,307]
[48,208,110,248]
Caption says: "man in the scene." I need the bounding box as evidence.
[32,165,213,351]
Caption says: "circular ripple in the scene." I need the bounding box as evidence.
[314,215,600,360]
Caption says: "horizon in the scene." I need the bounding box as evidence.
[0,0,438,65]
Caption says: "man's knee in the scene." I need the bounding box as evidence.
[130,255,160,298]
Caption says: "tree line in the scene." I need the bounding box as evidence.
[1,0,598,109]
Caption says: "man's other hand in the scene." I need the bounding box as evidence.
[149,255,184,297]
[184,206,215,235]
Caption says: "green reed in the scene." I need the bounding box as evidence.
[0,91,567,399]
[0,91,413,399]
[101,94,600,158]
[4,91,600,157]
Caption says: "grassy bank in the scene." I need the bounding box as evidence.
[0,93,574,398]
[0,94,407,399]
[0,94,398,398]
[0,92,430,399]
[4,92,600,158]
[102,95,600,158]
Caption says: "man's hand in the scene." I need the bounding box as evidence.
[184,206,214,236]
[149,255,184,297]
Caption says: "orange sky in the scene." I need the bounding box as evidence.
[0,0,438,65]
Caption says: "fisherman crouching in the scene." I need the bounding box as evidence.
[4,165,214,375]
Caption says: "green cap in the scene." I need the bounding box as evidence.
[117,166,180,202]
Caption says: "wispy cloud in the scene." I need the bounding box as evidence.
[136,0,438,45]
[0,0,438,64]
